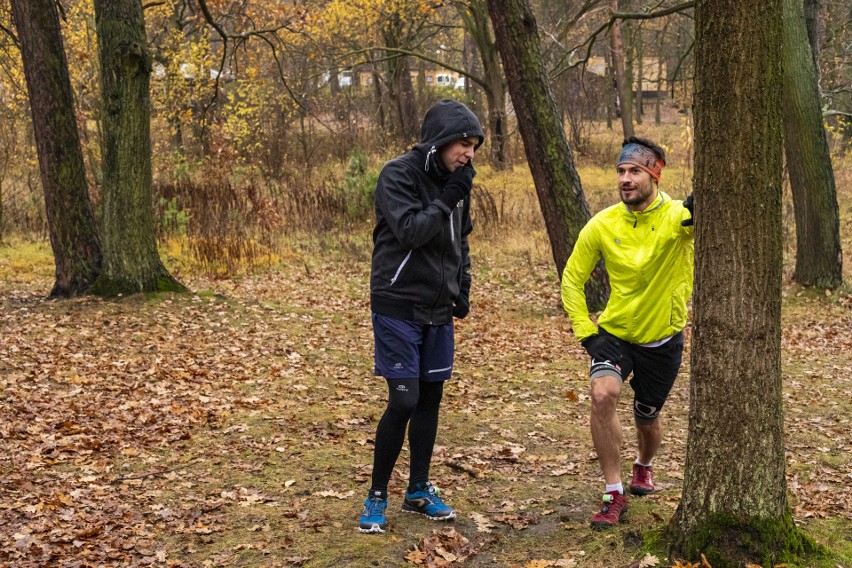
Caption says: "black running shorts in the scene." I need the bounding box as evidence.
[589,328,684,423]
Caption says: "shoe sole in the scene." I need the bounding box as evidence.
[589,505,628,528]
[401,506,456,521]
[590,519,618,528]
[629,486,654,496]
[358,523,386,533]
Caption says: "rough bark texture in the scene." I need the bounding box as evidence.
[383,13,419,143]
[803,0,820,60]
[92,0,185,295]
[462,0,511,170]
[670,1,814,564]
[11,0,102,297]
[610,0,634,138]
[634,26,643,123]
[783,0,843,289]
[487,0,609,309]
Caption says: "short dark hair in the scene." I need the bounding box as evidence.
[623,136,665,164]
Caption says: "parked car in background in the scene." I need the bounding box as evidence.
[435,73,454,87]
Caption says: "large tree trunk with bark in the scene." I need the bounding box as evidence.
[634,25,643,124]
[383,13,419,143]
[670,0,815,563]
[462,0,511,170]
[91,0,185,295]
[369,50,386,131]
[487,0,609,309]
[11,0,102,297]
[610,0,634,138]
[783,0,843,289]
[803,0,820,60]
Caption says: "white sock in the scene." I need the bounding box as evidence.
[635,458,653,467]
[605,482,624,495]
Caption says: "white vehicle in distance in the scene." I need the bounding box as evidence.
[435,73,454,87]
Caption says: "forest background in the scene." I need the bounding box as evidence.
[0,0,850,566]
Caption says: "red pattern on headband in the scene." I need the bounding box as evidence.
[617,144,665,180]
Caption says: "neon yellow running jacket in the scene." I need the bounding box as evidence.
[561,191,694,344]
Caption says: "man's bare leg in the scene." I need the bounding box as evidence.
[590,375,623,484]
[636,418,661,464]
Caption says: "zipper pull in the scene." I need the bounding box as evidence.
[633,219,637,228]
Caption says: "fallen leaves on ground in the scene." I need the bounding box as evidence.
[405,527,477,566]
[1,247,849,566]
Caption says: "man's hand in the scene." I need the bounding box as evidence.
[453,293,470,319]
[581,334,622,363]
[681,193,694,227]
[436,161,475,210]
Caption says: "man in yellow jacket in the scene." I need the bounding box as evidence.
[561,136,694,528]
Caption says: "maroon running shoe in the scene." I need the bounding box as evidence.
[629,463,655,495]
[590,491,629,528]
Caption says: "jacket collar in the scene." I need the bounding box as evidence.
[622,190,666,217]
[418,145,451,182]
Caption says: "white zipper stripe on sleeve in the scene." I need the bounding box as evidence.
[428,366,452,374]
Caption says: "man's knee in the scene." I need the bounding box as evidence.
[633,400,660,424]
[417,381,444,410]
[590,376,621,410]
[387,382,419,415]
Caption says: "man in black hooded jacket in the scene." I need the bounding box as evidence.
[358,99,484,533]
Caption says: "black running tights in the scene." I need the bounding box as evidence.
[369,379,444,494]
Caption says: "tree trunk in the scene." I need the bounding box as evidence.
[11,0,102,297]
[634,25,643,124]
[803,0,820,61]
[487,0,610,309]
[394,56,419,142]
[670,0,815,563]
[462,0,512,170]
[369,50,386,131]
[605,50,614,129]
[383,13,419,143]
[655,27,666,125]
[609,0,634,138]
[783,0,843,289]
[91,0,185,295]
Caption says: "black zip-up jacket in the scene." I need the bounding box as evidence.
[370,100,484,325]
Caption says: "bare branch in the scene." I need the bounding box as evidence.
[613,1,695,21]
[668,37,695,94]
[55,0,66,22]
[195,0,229,109]
[193,0,338,132]
[552,1,695,80]
[142,2,168,11]
[0,22,19,49]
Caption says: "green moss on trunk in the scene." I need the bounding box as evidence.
[670,510,824,567]
[90,270,188,297]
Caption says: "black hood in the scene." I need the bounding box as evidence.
[414,99,484,175]
[419,99,484,149]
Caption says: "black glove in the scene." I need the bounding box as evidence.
[453,293,470,319]
[454,275,471,319]
[681,193,694,227]
[435,162,475,210]
[581,334,622,363]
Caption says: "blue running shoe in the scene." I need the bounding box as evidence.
[358,491,388,533]
[402,482,455,520]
